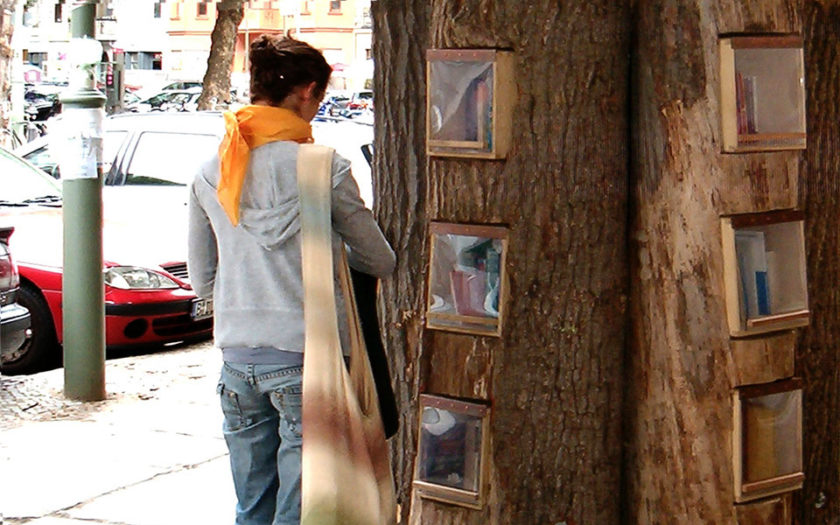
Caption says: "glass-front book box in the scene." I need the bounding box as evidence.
[732,379,804,503]
[719,35,806,152]
[426,49,515,159]
[425,222,508,337]
[721,210,809,337]
[413,394,490,509]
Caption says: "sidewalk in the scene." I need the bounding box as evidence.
[0,341,236,525]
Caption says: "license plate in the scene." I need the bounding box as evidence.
[191,298,214,320]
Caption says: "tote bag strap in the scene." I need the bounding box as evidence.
[297,144,339,347]
[297,143,380,419]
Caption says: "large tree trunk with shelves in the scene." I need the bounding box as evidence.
[626,1,801,523]
[198,0,243,111]
[373,1,630,523]
[796,2,840,523]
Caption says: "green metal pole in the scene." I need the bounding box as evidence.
[60,0,106,401]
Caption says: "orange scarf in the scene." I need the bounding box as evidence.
[217,105,313,225]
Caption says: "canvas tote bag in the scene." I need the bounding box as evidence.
[297,144,396,525]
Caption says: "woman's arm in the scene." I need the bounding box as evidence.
[187,177,219,298]
[330,160,396,278]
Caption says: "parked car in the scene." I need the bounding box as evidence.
[16,111,226,181]
[161,91,201,112]
[319,92,351,117]
[126,90,199,113]
[23,88,62,121]
[123,90,142,107]
[161,80,203,91]
[346,90,373,111]
[0,145,214,375]
[0,226,31,370]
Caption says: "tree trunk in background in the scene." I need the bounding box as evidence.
[197,0,243,111]
[627,1,800,523]
[374,1,630,523]
[0,0,15,142]
[797,2,840,523]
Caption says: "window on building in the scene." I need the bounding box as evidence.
[125,52,163,71]
[27,52,47,68]
[22,7,34,27]
[54,0,64,23]
[197,0,209,17]
[329,0,341,13]
[365,48,372,60]
[153,0,164,19]
[358,6,372,28]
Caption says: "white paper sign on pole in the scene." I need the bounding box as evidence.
[53,107,103,180]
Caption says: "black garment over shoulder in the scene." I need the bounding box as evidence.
[350,268,399,439]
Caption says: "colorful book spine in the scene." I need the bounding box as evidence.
[755,271,771,316]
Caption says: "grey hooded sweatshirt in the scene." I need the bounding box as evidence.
[187,141,395,363]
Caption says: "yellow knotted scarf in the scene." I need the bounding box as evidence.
[218,105,314,225]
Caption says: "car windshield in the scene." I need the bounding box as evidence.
[123,131,220,185]
[145,92,176,105]
[20,129,127,179]
[0,148,61,204]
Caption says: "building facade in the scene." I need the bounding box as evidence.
[15,0,372,92]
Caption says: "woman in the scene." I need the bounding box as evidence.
[187,35,395,525]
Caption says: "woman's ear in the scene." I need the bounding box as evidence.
[301,81,319,102]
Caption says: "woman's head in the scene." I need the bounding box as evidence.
[249,34,332,108]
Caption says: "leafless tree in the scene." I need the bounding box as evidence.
[197,0,243,111]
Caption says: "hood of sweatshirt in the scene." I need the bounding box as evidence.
[201,141,350,251]
[239,199,300,251]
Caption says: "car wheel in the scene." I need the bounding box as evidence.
[0,284,59,375]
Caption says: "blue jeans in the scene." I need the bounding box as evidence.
[218,362,303,525]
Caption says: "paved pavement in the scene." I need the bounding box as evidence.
[0,341,237,525]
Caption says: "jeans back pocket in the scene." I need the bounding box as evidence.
[271,386,303,441]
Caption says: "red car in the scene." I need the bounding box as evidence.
[0,146,212,375]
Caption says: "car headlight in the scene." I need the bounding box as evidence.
[104,266,179,289]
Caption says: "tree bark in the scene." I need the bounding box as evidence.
[197,0,243,111]
[797,1,840,523]
[370,1,430,522]
[374,1,630,524]
[627,1,801,523]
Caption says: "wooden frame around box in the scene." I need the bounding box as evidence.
[413,394,491,509]
[425,222,509,337]
[719,35,806,152]
[720,210,809,337]
[426,49,515,159]
[732,378,804,503]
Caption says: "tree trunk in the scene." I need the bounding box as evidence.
[197,0,243,111]
[370,1,430,522]
[374,1,630,524]
[797,1,840,523]
[627,1,801,523]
